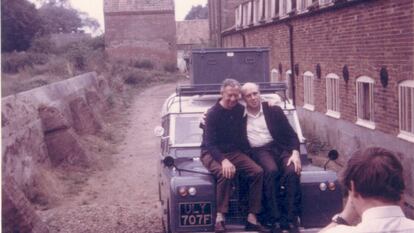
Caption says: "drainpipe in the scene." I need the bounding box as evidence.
[286,23,296,106]
[218,0,222,47]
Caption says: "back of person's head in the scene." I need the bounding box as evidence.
[221,78,240,92]
[342,147,405,202]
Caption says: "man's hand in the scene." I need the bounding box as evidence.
[221,159,236,179]
[200,111,207,126]
[287,150,302,175]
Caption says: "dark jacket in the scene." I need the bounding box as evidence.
[201,101,250,163]
[244,102,300,153]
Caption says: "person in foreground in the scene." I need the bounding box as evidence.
[319,147,414,233]
[241,83,302,233]
[200,79,268,233]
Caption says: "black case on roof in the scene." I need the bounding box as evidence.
[190,47,270,85]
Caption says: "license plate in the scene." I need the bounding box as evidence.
[179,202,212,226]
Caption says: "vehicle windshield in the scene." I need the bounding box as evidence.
[171,113,203,146]
[169,111,301,147]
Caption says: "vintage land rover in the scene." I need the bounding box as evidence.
[156,48,343,233]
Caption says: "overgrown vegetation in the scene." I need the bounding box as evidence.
[1,0,182,97]
[185,4,209,20]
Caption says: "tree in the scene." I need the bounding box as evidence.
[37,3,99,35]
[184,4,208,20]
[1,0,42,52]
[38,4,83,34]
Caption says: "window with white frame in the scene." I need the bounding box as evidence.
[356,76,375,128]
[325,73,340,118]
[286,70,292,100]
[303,71,315,110]
[271,69,280,83]
[265,0,277,19]
[279,0,291,17]
[242,2,252,26]
[298,0,310,12]
[253,0,264,24]
[398,80,414,141]
[235,5,243,28]
[319,0,333,7]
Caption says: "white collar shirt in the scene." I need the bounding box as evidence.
[323,205,414,233]
[245,106,274,148]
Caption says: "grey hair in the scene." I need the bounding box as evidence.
[221,78,241,92]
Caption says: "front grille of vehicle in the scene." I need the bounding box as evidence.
[225,175,249,225]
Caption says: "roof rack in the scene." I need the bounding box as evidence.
[175,82,289,112]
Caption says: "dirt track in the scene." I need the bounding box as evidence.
[39,83,177,233]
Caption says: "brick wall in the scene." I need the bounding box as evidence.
[104,0,174,12]
[104,0,176,67]
[223,0,414,136]
[209,0,247,47]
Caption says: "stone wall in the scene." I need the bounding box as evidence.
[2,72,110,197]
[2,72,112,231]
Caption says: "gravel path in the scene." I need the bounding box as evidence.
[39,83,177,233]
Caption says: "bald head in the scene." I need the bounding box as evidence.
[241,82,261,110]
[241,82,260,96]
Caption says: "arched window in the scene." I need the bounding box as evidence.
[303,71,315,111]
[325,73,340,118]
[398,80,414,142]
[356,76,375,129]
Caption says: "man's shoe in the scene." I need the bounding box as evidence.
[245,221,271,233]
[214,221,226,233]
[271,222,282,233]
[287,222,300,233]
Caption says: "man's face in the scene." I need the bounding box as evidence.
[221,85,240,109]
[243,85,261,109]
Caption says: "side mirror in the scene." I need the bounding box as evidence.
[163,156,175,168]
[328,150,339,161]
[324,150,340,170]
[154,126,165,137]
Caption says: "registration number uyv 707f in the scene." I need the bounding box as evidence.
[179,202,212,226]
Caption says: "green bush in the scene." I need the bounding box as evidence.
[87,35,105,51]
[129,59,154,70]
[29,36,57,54]
[64,42,90,70]
[29,53,49,65]
[1,52,33,73]
[163,62,177,73]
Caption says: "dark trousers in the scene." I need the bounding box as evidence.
[201,151,263,214]
[250,147,302,223]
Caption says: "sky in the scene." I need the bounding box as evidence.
[67,0,208,33]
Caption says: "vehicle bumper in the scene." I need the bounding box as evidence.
[186,225,321,233]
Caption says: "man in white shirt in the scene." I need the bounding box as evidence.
[241,83,302,233]
[319,147,414,233]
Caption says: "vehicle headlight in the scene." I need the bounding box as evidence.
[178,187,188,197]
[319,182,327,191]
[328,182,336,191]
[188,187,197,196]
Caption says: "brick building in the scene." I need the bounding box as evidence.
[208,0,246,47]
[104,0,177,67]
[214,0,414,213]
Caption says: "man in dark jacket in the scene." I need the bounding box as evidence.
[200,79,267,233]
[241,82,302,233]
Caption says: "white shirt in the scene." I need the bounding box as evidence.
[323,206,414,233]
[245,106,273,147]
